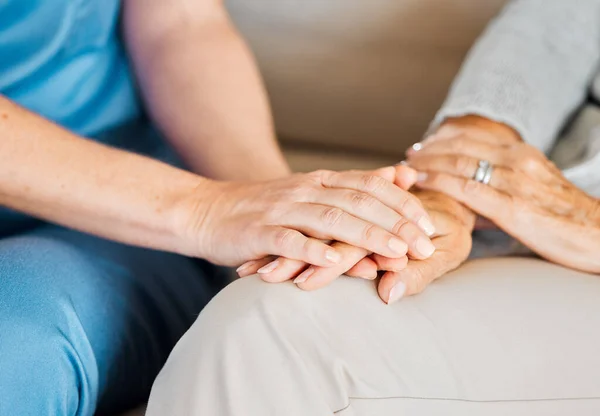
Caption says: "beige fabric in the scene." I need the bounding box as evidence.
[146,258,600,415]
[226,0,508,155]
[283,144,398,172]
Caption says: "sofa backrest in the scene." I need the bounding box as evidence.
[226,0,508,155]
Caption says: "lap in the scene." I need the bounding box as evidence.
[0,224,227,414]
[150,257,600,415]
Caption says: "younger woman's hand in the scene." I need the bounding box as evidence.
[234,166,440,295]
[237,191,474,306]
[187,165,435,267]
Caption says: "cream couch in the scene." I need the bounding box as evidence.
[228,0,508,171]
[119,1,507,414]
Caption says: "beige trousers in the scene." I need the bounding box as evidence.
[146,258,600,415]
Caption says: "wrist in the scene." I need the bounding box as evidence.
[170,174,223,258]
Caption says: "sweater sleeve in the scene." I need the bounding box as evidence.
[432,0,600,153]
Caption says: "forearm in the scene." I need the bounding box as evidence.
[433,0,600,152]
[124,3,290,181]
[0,97,206,255]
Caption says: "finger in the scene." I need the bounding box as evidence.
[345,257,378,279]
[370,253,409,272]
[312,188,414,235]
[415,171,518,230]
[309,189,434,259]
[409,136,558,183]
[236,257,275,278]
[409,137,505,165]
[391,164,419,190]
[410,154,527,195]
[295,243,372,291]
[372,164,420,191]
[416,163,545,209]
[262,227,344,266]
[431,122,519,146]
[318,170,435,236]
[408,154,481,181]
[378,235,463,303]
[371,166,397,182]
[256,257,308,283]
[279,204,413,258]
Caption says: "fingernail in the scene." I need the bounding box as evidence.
[388,281,407,304]
[416,172,428,182]
[325,249,342,264]
[394,160,409,166]
[416,237,436,258]
[417,216,436,236]
[388,238,408,255]
[236,261,256,274]
[294,267,315,284]
[257,260,279,274]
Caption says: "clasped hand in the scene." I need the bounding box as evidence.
[186,166,437,286]
[230,115,600,304]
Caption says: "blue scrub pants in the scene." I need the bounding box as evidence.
[0,121,227,415]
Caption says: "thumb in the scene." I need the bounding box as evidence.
[370,165,418,190]
[378,264,431,304]
[393,164,418,190]
[371,166,396,182]
[377,242,454,304]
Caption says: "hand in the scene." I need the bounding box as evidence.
[407,117,600,273]
[378,191,474,303]
[238,191,474,304]
[187,166,435,267]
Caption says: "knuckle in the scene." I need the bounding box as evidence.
[428,172,448,189]
[320,207,345,228]
[309,169,333,185]
[264,206,285,223]
[348,192,377,211]
[299,237,313,257]
[391,218,410,235]
[302,170,331,186]
[361,223,378,242]
[448,137,467,152]
[397,194,412,212]
[286,181,313,202]
[462,179,482,195]
[361,174,386,193]
[453,155,473,176]
[411,269,428,294]
[309,169,329,179]
[517,152,542,173]
[273,228,299,250]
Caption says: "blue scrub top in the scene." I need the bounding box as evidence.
[0,0,140,136]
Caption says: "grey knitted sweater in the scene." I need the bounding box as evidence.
[433,0,600,197]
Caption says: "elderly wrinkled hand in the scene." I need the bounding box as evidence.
[407,118,600,274]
